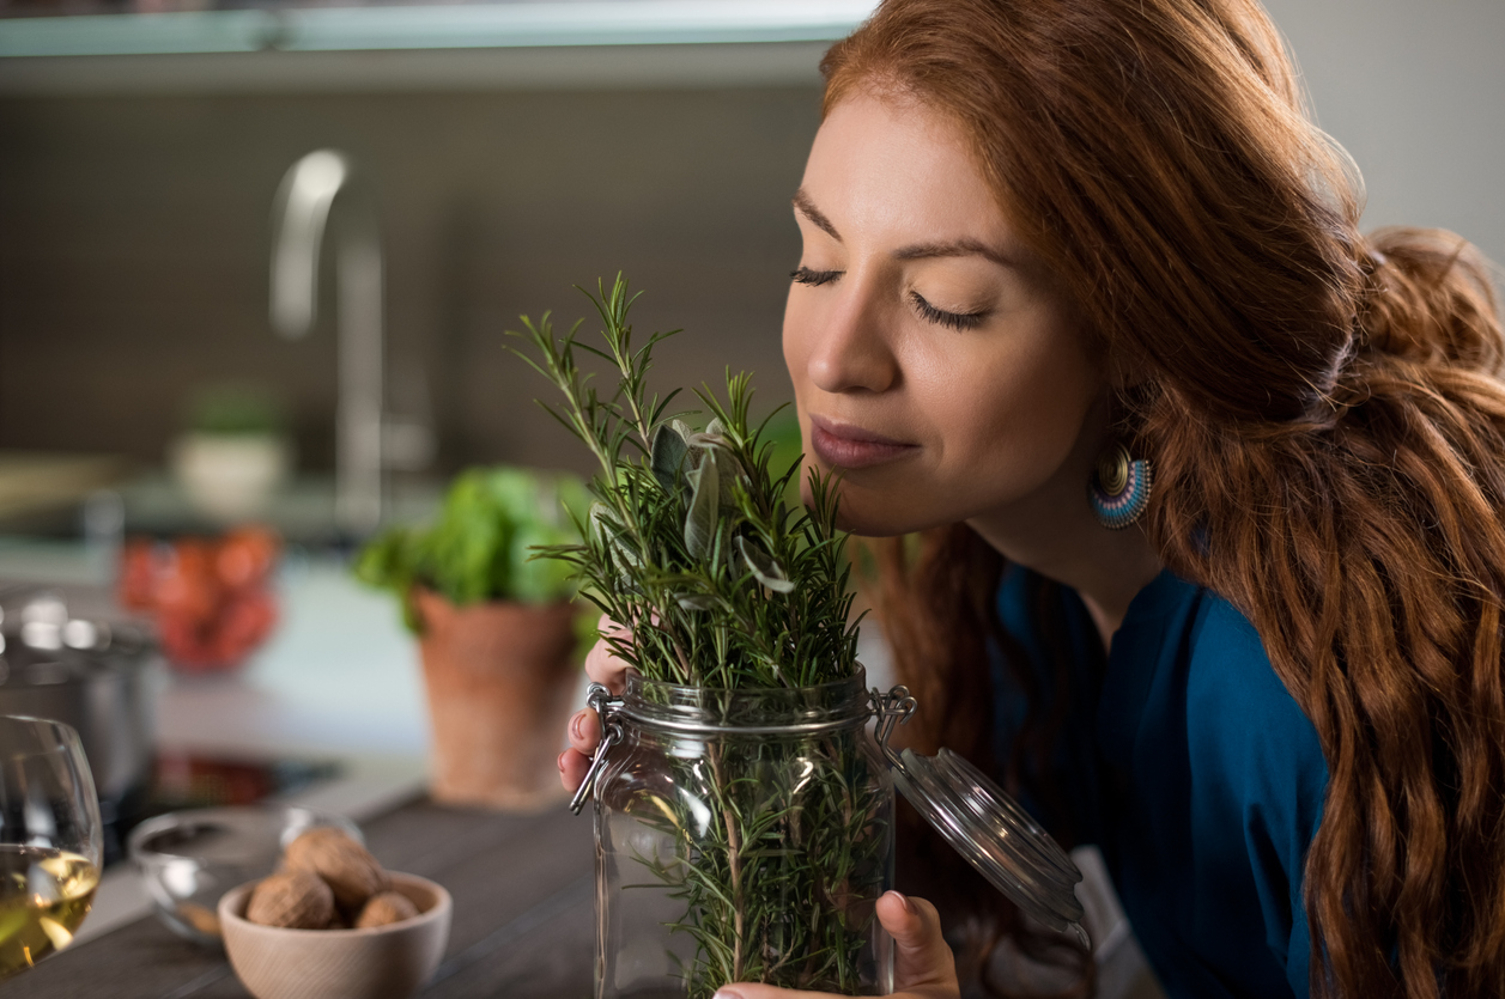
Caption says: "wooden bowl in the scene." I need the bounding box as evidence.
[219,872,452,999]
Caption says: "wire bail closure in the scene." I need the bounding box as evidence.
[568,681,624,815]
[871,684,918,764]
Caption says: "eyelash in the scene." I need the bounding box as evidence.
[790,266,842,287]
[910,291,987,331]
[790,267,988,331]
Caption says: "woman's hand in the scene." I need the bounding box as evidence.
[711,891,958,999]
[558,614,633,791]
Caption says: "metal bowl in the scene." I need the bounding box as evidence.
[0,588,158,862]
[128,805,362,946]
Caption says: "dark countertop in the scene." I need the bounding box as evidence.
[5,798,596,999]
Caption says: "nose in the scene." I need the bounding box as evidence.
[805,275,899,395]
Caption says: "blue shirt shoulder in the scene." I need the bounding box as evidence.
[993,567,1328,999]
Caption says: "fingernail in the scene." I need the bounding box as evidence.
[712,991,743,999]
[557,751,569,773]
[569,710,588,741]
[886,889,915,914]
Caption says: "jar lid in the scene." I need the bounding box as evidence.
[876,689,1086,937]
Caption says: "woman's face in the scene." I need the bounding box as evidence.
[783,91,1105,537]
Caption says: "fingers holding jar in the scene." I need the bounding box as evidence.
[584,613,634,692]
[558,705,600,791]
[560,614,634,792]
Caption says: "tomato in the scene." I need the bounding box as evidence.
[212,590,278,664]
[120,527,282,672]
[154,539,221,624]
[216,527,280,591]
[118,539,161,612]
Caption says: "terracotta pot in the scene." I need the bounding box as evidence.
[412,589,580,811]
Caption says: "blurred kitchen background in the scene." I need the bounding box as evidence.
[0,0,1498,956]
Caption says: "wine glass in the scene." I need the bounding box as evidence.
[0,715,103,980]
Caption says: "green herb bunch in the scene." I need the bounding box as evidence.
[512,275,861,689]
[512,277,888,998]
[354,465,589,631]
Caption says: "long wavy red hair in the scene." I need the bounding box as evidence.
[826,1,1505,996]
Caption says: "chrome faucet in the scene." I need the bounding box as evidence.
[269,149,430,536]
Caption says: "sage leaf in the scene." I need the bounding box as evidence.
[651,421,689,493]
[592,502,642,578]
[676,593,717,611]
[735,535,795,593]
[587,502,613,545]
[685,449,721,559]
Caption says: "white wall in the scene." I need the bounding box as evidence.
[1262,0,1505,266]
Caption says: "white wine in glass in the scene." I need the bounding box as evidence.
[0,715,103,979]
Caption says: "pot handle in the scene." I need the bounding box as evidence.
[568,682,624,815]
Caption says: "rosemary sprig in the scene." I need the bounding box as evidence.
[508,274,861,690]
[509,275,884,998]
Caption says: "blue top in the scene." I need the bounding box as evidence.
[992,566,1328,998]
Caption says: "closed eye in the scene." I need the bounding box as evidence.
[910,291,988,331]
[791,266,843,287]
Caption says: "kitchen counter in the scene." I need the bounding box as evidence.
[0,538,473,944]
[4,798,597,999]
[0,539,1158,998]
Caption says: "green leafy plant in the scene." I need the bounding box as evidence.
[354,466,589,631]
[184,383,287,436]
[511,276,884,997]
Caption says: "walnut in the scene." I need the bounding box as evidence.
[354,890,419,929]
[284,827,389,911]
[246,870,336,929]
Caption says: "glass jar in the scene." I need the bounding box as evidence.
[575,673,1089,999]
[591,672,894,999]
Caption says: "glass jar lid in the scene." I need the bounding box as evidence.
[874,687,1086,938]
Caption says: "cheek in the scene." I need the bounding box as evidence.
[926,327,1100,497]
[781,287,827,392]
[780,288,805,393]
[781,289,818,428]
[781,291,815,506]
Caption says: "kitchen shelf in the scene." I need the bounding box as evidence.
[0,1,874,92]
[0,1,876,57]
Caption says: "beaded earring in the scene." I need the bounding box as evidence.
[1089,441,1153,530]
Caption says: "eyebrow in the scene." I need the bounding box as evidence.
[792,189,841,241]
[792,188,1017,269]
[893,239,1017,269]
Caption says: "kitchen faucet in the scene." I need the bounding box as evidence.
[269,149,430,536]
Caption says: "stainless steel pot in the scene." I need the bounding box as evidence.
[0,590,158,858]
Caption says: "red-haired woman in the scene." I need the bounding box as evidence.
[562,1,1505,997]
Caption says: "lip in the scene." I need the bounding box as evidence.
[808,415,919,470]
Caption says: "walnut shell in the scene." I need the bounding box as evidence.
[284,827,389,911]
[354,889,419,929]
[246,870,336,929]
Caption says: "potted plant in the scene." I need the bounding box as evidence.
[355,466,590,810]
[512,278,891,996]
[170,384,293,522]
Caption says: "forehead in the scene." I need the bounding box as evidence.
[802,91,1011,245]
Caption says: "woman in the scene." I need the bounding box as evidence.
[562,1,1505,997]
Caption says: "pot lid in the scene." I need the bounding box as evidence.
[875,688,1086,939]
